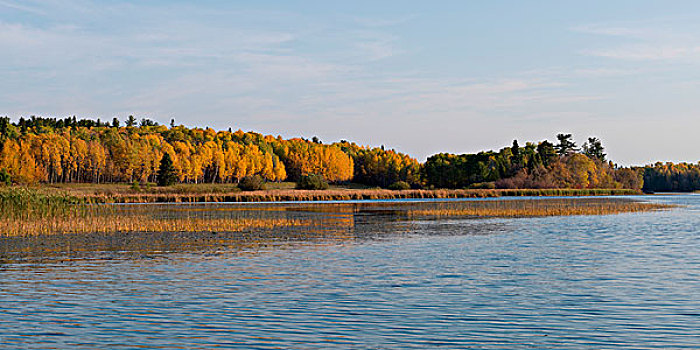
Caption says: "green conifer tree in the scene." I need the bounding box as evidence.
[126,115,136,127]
[157,153,177,186]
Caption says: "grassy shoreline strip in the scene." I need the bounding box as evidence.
[72,188,641,204]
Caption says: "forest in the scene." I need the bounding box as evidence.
[0,115,697,192]
[0,116,418,188]
[638,162,700,192]
[422,134,643,190]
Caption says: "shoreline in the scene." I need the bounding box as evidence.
[41,186,642,204]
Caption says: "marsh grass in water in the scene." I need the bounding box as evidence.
[408,198,672,218]
[0,214,306,237]
[0,187,668,237]
[0,188,305,236]
[0,187,85,220]
[43,183,640,203]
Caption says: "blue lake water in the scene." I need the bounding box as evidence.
[0,195,698,349]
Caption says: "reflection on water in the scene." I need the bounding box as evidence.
[0,200,513,263]
[0,195,698,349]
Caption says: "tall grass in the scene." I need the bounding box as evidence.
[0,187,84,220]
[408,198,671,218]
[0,187,305,236]
[0,187,661,237]
[0,215,304,236]
[44,183,643,204]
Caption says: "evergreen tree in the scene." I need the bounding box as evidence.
[536,140,557,167]
[0,117,9,136]
[582,137,606,161]
[156,153,177,186]
[126,115,136,127]
[511,139,523,169]
[555,133,577,156]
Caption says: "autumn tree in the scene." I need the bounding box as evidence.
[0,117,647,191]
[337,141,421,187]
[641,162,700,192]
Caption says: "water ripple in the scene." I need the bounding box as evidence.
[0,195,699,348]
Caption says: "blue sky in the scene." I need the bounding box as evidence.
[2,1,700,164]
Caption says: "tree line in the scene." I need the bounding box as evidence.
[638,162,700,192]
[0,116,418,187]
[422,134,643,190]
[2,116,696,191]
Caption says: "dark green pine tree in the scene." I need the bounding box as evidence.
[126,115,137,127]
[582,137,606,161]
[555,133,577,156]
[511,139,523,169]
[157,153,177,186]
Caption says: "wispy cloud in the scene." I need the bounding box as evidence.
[0,1,601,144]
[0,0,45,15]
[573,22,672,40]
[583,45,700,61]
[352,15,417,28]
[574,17,700,61]
[3,1,699,163]
[352,32,400,61]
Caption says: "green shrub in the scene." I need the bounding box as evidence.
[296,174,329,190]
[130,181,141,192]
[468,182,496,190]
[239,175,266,191]
[388,181,411,190]
[0,168,10,185]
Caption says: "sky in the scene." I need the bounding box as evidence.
[1,0,699,165]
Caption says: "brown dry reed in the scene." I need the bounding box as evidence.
[0,187,304,236]
[0,187,665,237]
[409,198,672,218]
[0,215,304,237]
[47,183,642,204]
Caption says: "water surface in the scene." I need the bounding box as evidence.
[1,195,698,348]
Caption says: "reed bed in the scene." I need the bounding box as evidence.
[63,187,641,204]
[0,187,306,236]
[0,187,84,219]
[0,187,660,237]
[0,215,304,236]
[408,198,671,218]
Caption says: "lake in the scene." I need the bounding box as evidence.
[1,195,698,349]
